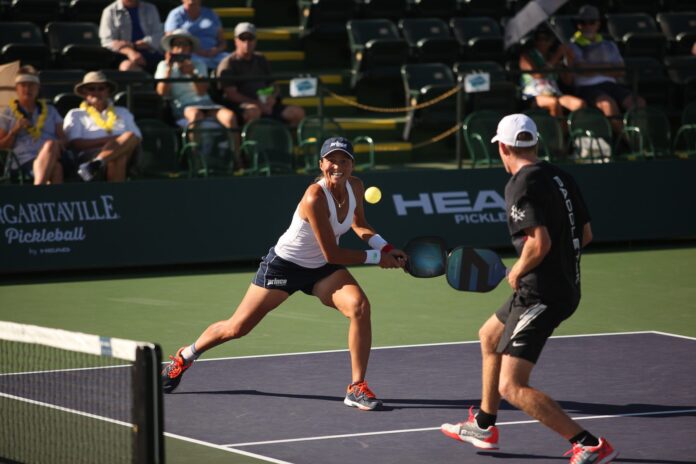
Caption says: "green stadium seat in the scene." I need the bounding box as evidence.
[462,110,505,167]
[38,69,85,100]
[354,0,407,20]
[136,119,185,179]
[567,108,613,163]
[346,19,409,106]
[449,16,504,63]
[181,119,237,177]
[7,0,63,29]
[657,12,696,56]
[457,0,509,18]
[240,118,295,176]
[620,107,672,160]
[45,22,118,70]
[0,21,51,69]
[113,91,164,121]
[606,13,667,58]
[622,57,673,110]
[406,0,458,18]
[64,0,113,24]
[399,17,460,64]
[664,55,696,105]
[401,63,457,139]
[52,92,83,117]
[673,101,696,159]
[524,108,566,162]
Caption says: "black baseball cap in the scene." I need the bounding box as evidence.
[319,137,354,159]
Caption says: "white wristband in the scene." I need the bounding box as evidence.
[368,234,388,251]
[364,249,381,264]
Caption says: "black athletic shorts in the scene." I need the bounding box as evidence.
[252,247,345,295]
[575,81,633,107]
[495,293,579,364]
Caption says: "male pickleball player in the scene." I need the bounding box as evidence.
[440,114,618,463]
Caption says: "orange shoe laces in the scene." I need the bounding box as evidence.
[350,381,376,398]
[166,353,189,378]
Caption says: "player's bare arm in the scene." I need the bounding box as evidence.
[582,222,593,248]
[507,225,551,290]
[349,178,407,267]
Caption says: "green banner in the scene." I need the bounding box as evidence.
[1,160,695,274]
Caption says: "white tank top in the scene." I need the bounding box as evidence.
[274,178,356,268]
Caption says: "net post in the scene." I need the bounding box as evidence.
[132,344,165,464]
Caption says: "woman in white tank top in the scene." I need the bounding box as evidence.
[161,137,407,411]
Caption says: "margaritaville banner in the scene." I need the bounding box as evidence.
[1,160,695,273]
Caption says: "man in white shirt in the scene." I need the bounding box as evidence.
[63,71,141,182]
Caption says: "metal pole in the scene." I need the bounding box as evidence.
[456,74,464,169]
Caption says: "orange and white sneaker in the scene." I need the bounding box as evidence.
[565,437,618,464]
[440,406,499,450]
[343,381,382,410]
[161,347,192,394]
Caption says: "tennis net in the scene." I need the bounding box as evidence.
[0,321,164,464]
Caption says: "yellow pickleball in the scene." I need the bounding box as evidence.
[364,186,382,204]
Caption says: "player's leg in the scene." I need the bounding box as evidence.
[194,284,289,351]
[500,354,582,438]
[161,284,289,393]
[313,269,381,410]
[479,313,505,415]
[440,313,503,449]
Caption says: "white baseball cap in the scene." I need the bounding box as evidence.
[491,114,538,148]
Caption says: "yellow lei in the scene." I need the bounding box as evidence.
[80,101,118,133]
[9,99,48,140]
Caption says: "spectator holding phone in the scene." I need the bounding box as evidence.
[155,29,236,129]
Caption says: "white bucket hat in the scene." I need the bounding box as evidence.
[161,29,200,52]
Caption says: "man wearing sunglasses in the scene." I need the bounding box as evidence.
[63,71,141,182]
[568,4,645,134]
[216,22,305,129]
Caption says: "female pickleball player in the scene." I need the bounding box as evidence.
[161,136,407,410]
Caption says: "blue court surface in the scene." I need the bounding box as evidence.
[163,332,696,464]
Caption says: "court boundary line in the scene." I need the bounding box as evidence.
[224,408,696,448]
[0,391,133,428]
[164,431,293,464]
[189,330,663,363]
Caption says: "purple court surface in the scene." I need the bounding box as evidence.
[163,332,696,464]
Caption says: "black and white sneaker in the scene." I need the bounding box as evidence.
[77,160,103,182]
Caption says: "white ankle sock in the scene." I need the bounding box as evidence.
[180,343,200,362]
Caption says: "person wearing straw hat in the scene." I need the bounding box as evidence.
[0,65,66,185]
[63,71,141,182]
[155,29,236,130]
[163,0,229,69]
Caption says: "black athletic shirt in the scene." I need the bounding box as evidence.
[504,161,591,306]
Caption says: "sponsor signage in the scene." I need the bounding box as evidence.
[1,160,695,274]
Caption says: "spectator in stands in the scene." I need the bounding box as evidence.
[569,4,645,132]
[520,27,585,121]
[217,22,305,128]
[155,30,236,130]
[100,0,165,73]
[164,0,229,69]
[0,66,65,185]
[64,71,141,182]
